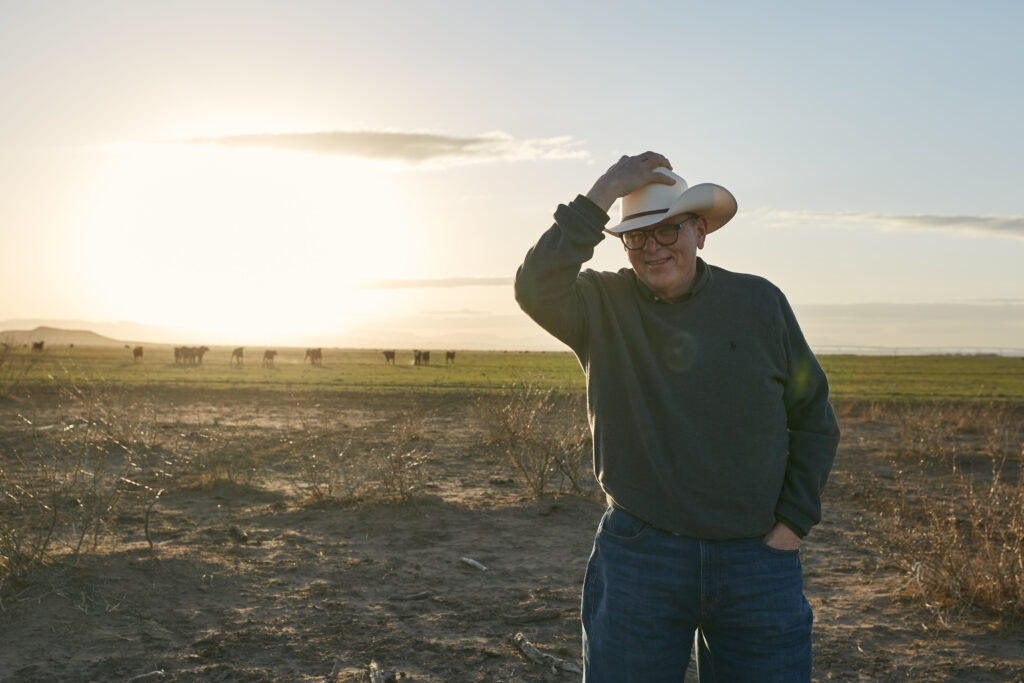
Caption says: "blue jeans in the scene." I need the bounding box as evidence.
[582,507,813,682]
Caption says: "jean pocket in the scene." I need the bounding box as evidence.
[599,507,649,542]
[758,540,801,556]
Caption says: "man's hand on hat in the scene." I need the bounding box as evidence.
[586,152,677,213]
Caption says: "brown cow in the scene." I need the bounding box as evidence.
[31,341,44,352]
[304,347,323,367]
[231,347,244,367]
[445,351,456,365]
[383,350,396,365]
[422,350,431,365]
[133,346,143,363]
[262,350,277,367]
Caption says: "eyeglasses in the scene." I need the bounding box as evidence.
[620,215,696,251]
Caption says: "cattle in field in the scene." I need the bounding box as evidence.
[446,351,456,365]
[422,350,431,365]
[175,345,209,365]
[383,350,396,365]
[31,341,44,352]
[413,350,422,366]
[133,346,143,363]
[304,347,323,367]
[263,350,277,367]
[231,347,244,367]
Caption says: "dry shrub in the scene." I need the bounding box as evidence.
[0,383,169,587]
[291,411,431,504]
[870,402,1024,627]
[364,444,428,502]
[476,386,596,498]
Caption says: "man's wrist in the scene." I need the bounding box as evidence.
[776,516,807,539]
[584,180,620,213]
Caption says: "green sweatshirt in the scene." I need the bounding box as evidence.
[514,195,840,539]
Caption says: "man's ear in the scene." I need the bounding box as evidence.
[695,216,709,249]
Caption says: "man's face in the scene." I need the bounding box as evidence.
[623,215,707,301]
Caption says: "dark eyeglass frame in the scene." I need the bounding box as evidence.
[620,215,697,251]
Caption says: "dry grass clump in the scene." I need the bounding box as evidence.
[865,401,1024,627]
[475,386,596,499]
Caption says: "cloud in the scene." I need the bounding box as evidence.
[876,214,1024,239]
[755,209,1024,240]
[175,130,589,166]
[358,276,513,290]
[749,208,1024,240]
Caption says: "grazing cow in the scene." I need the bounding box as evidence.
[413,350,422,366]
[231,347,244,367]
[304,347,323,367]
[263,350,277,367]
[383,350,396,365]
[446,351,456,365]
[133,346,143,363]
[422,350,431,365]
[31,341,44,352]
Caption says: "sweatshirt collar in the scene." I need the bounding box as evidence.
[634,257,710,304]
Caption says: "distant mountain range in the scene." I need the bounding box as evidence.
[0,317,565,351]
[0,326,127,347]
[0,319,223,347]
[4,303,1023,354]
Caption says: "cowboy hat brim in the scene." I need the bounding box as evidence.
[606,182,738,235]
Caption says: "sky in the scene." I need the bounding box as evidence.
[2,1,1023,352]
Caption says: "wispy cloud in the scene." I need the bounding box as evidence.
[358,276,513,290]
[873,214,1024,239]
[755,209,1024,240]
[173,130,588,166]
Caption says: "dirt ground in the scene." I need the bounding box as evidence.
[1,389,1023,682]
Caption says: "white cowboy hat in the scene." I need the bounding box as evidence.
[606,167,737,235]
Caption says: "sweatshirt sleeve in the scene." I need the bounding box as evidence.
[514,195,610,350]
[773,292,841,537]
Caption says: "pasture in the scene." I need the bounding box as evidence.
[1,346,1023,681]
[5,343,1024,401]
[2,345,586,395]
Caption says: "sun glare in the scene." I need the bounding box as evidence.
[73,143,419,342]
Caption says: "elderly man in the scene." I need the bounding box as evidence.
[514,152,840,682]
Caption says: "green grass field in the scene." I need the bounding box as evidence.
[3,344,1023,402]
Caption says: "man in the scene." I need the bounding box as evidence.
[514,152,840,682]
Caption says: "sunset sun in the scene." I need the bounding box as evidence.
[71,142,417,341]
